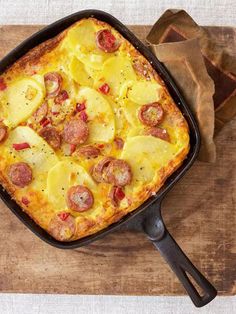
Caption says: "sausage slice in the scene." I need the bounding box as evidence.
[132,59,150,79]
[138,102,164,127]
[105,159,132,186]
[91,157,114,183]
[44,72,62,98]
[145,127,170,142]
[63,119,89,145]
[8,162,32,188]
[78,145,100,159]
[96,29,120,53]
[39,127,61,149]
[66,185,94,212]
[109,186,125,206]
[48,213,75,241]
[33,102,48,123]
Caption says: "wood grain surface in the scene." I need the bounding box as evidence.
[0,25,235,296]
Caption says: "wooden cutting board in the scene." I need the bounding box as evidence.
[0,25,235,296]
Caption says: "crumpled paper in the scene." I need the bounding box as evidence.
[146,9,236,162]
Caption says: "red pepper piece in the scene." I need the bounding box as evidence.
[55,90,69,104]
[114,137,124,149]
[76,102,86,112]
[58,212,70,221]
[0,78,7,91]
[13,142,31,150]
[114,186,125,201]
[63,144,77,156]
[79,111,88,122]
[40,117,51,127]
[70,144,76,155]
[22,197,30,206]
[99,83,110,95]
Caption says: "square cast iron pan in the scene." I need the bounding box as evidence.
[0,9,200,249]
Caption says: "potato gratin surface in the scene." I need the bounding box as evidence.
[0,18,189,241]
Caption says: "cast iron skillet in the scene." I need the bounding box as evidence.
[0,10,217,307]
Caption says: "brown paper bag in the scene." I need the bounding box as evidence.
[152,39,215,162]
[146,9,236,162]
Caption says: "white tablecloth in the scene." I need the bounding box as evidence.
[0,0,235,26]
[0,0,235,313]
[0,295,235,314]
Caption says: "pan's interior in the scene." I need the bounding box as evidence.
[0,10,200,249]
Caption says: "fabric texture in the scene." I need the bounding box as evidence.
[0,0,236,26]
[0,294,235,314]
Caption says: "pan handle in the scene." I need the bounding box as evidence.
[143,208,217,307]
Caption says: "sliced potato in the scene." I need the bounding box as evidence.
[100,56,136,96]
[118,80,133,99]
[47,160,96,210]
[77,52,108,70]
[3,126,58,190]
[121,136,177,184]
[84,64,100,81]
[123,99,141,127]
[126,126,144,138]
[69,56,93,87]
[77,87,115,143]
[127,81,162,105]
[65,20,111,70]
[4,77,45,127]
[66,19,97,51]
[107,98,127,135]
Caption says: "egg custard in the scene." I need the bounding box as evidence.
[0,18,189,241]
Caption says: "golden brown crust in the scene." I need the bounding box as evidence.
[0,17,190,241]
[5,31,67,77]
